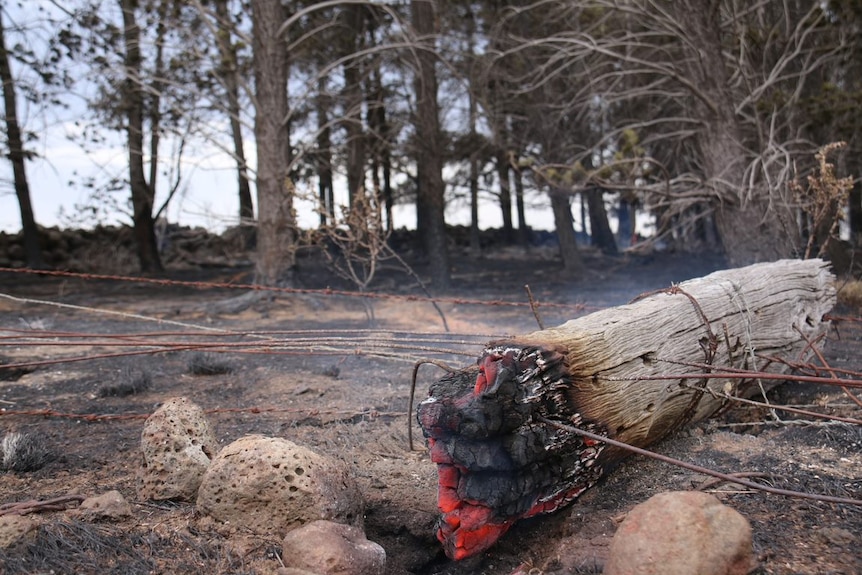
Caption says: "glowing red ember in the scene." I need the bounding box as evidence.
[417,345,607,560]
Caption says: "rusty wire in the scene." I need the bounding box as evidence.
[0,325,487,373]
[609,367,862,389]
[0,266,592,312]
[538,416,862,507]
[0,265,859,518]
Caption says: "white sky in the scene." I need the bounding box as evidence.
[0,1,588,237]
[0,121,562,234]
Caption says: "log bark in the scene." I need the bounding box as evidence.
[417,259,835,560]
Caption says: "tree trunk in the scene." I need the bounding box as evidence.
[411,0,450,288]
[369,79,393,231]
[496,150,514,243]
[510,118,530,246]
[342,4,365,206]
[676,1,797,265]
[705,126,798,265]
[213,0,254,230]
[713,204,798,265]
[252,0,295,286]
[364,15,393,231]
[418,258,836,560]
[0,11,42,269]
[514,162,529,247]
[616,195,632,248]
[148,0,167,201]
[549,188,583,272]
[468,81,480,254]
[119,0,163,273]
[316,77,334,227]
[850,183,862,247]
[586,187,617,255]
[364,14,392,231]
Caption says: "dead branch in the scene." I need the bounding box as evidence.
[0,495,86,516]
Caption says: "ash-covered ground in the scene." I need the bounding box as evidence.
[0,240,859,574]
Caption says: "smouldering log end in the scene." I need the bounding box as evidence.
[418,260,837,560]
[417,345,607,560]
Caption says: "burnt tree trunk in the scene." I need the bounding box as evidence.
[364,13,393,232]
[496,150,514,243]
[342,4,365,206]
[468,87,480,255]
[411,0,450,288]
[418,258,835,560]
[586,187,617,255]
[0,11,42,269]
[549,187,583,272]
[514,163,529,247]
[849,183,862,247]
[316,77,334,227]
[213,0,254,229]
[252,0,295,286]
[120,0,163,273]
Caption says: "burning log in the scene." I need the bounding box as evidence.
[417,259,836,560]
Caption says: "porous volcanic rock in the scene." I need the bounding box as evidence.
[0,514,37,549]
[281,520,386,575]
[196,435,364,536]
[604,490,754,575]
[138,397,218,501]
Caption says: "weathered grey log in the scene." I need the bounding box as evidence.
[517,257,836,452]
[417,259,835,560]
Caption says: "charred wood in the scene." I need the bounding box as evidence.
[417,259,836,560]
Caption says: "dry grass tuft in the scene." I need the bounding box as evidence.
[186,352,235,376]
[97,367,153,397]
[0,520,261,575]
[0,432,52,472]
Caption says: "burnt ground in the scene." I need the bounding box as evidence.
[0,243,860,575]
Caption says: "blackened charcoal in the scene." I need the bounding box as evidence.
[460,470,521,509]
[419,369,536,440]
[438,436,514,472]
[428,369,474,397]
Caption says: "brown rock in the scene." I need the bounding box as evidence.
[138,397,219,501]
[196,435,363,536]
[74,490,132,521]
[0,514,37,549]
[604,491,754,575]
[281,520,385,575]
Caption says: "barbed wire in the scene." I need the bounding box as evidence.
[0,263,859,514]
[0,266,593,311]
